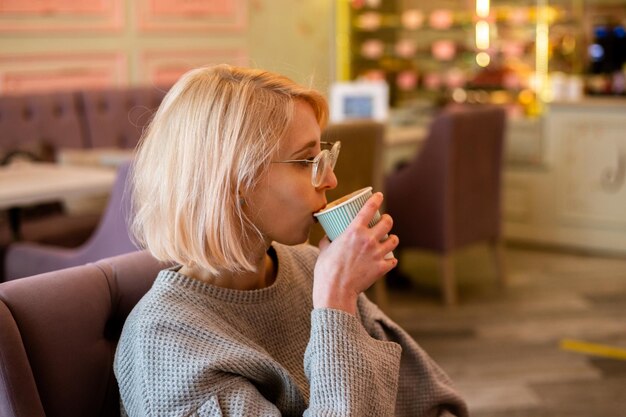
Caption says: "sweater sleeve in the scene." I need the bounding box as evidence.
[356,295,469,417]
[304,308,402,417]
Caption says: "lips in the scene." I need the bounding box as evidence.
[314,203,327,214]
[312,202,327,223]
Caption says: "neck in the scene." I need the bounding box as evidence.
[179,244,276,291]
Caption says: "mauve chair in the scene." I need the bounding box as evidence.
[3,161,138,281]
[0,250,168,417]
[385,105,507,306]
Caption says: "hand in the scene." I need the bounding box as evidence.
[313,192,399,315]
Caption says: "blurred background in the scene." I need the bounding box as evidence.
[1,1,625,416]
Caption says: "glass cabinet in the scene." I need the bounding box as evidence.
[335,0,625,113]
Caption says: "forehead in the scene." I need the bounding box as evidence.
[279,100,321,156]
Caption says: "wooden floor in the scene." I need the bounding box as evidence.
[384,245,626,417]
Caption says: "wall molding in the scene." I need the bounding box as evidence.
[139,48,248,86]
[0,0,123,32]
[0,53,128,94]
[136,0,247,32]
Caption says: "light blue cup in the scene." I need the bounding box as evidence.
[314,187,393,259]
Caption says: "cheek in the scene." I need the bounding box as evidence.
[267,173,313,216]
[272,182,306,212]
[254,166,315,211]
[268,168,306,198]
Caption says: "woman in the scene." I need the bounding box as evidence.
[115,65,468,416]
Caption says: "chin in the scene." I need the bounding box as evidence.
[276,226,311,246]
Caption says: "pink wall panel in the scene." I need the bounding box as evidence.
[0,0,108,13]
[0,0,123,32]
[137,0,246,32]
[0,53,128,94]
[140,49,248,86]
[151,0,235,16]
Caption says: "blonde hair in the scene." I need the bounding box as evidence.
[131,64,328,275]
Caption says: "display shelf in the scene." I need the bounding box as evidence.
[337,0,591,110]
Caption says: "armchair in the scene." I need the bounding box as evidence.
[0,250,166,417]
[385,105,507,305]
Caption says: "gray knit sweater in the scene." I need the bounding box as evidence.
[114,243,468,417]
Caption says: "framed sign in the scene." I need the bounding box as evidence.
[330,81,389,123]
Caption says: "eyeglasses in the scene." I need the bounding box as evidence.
[273,141,341,187]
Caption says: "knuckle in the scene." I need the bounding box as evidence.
[364,235,377,249]
[381,215,392,229]
[368,197,380,209]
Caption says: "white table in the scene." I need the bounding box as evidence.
[58,147,134,168]
[0,162,116,210]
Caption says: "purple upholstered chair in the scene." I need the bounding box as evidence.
[385,105,507,306]
[4,161,138,280]
[0,250,168,417]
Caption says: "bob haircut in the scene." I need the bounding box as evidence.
[131,64,328,275]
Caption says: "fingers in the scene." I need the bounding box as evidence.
[380,234,399,257]
[371,213,393,240]
[370,231,399,276]
[380,255,399,275]
[352,192,383,227]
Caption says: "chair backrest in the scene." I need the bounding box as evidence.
[0,250,167,417]
[79,86,167,148]
[448,106,506,247]
[385,105,506,251]
[0,91,85,162]
[308,120,385,245]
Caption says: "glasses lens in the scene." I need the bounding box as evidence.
[329,142,340,169]
[312,150,329,187]
[311,142,340,187]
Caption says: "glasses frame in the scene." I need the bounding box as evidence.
[274,141,341,187]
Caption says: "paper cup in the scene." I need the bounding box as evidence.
[314,187,394,259]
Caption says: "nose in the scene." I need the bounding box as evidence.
[317,167,338,191]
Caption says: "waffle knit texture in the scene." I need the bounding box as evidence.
[114,243,468,417]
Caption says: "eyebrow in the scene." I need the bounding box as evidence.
[290,140,317,157]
